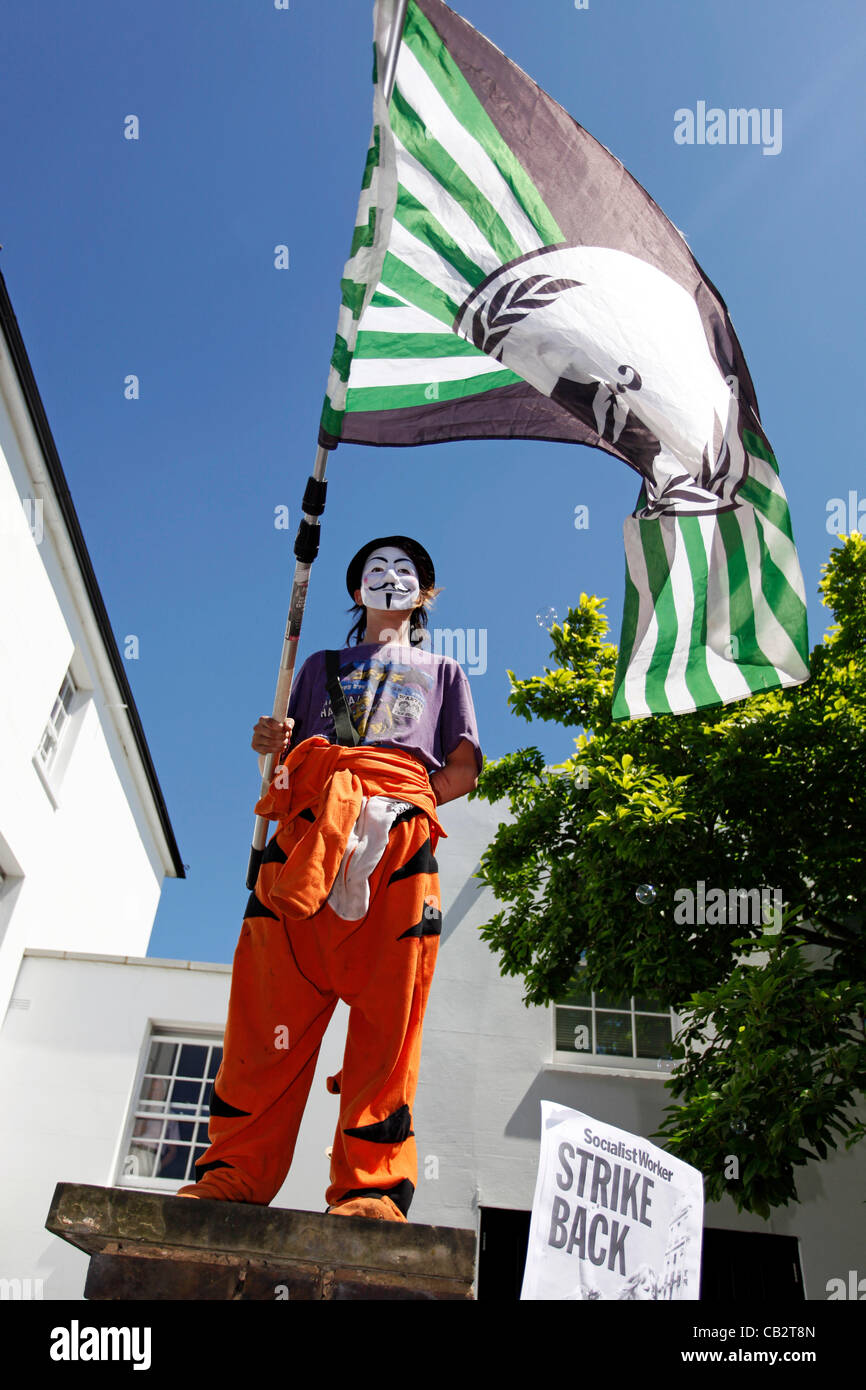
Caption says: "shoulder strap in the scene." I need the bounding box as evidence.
[325,650,361,747]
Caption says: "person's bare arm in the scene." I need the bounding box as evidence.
[429,738,479,806]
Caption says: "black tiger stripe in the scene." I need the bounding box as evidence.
[244,890,278,921]
[209,1087,251,1118]
[262,836,288,865]
[329,1178,415,1217]
[388,838,438,883]
[195,1158,234,1176]
[398,905,442,939]
[343,1104,414,1145]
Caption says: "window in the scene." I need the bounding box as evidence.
[32,661,91,806]
[118,1029,223,1190]
[553,974,676,1073]
[36,669,77,772]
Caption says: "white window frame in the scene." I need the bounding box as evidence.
[31,662,90,806]
[35,669,77,771]
[116,1026,224,1192]
[550,975,680,1080]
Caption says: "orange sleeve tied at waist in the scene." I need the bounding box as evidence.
[253,735,447,920]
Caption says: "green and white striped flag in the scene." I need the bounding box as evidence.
[320,0,809,719]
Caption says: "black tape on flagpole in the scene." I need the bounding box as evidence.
[245,463,327,890]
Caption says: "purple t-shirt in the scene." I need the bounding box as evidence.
[286,642,483,776]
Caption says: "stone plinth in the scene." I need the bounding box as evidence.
[45,1183,476,1301]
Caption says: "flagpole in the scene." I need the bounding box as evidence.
[245,453,327,890]
[245,0,409,891]
[382,0,409,102]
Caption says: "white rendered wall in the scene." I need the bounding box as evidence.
[0,366,166,1020]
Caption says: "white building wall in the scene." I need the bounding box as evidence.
[0,329,167,1021]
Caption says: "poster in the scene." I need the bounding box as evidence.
[521,1101,704,1300]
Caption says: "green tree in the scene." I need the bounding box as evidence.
[471,534,866,1218]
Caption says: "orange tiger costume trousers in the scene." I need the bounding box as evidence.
[181,738,445,1217]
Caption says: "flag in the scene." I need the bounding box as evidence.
[319,0,809,720]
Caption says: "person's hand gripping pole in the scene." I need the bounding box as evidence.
[252,716,295,778]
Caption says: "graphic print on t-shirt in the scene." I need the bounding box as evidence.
[319,656,435,741]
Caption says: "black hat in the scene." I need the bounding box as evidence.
[345,536,435,600]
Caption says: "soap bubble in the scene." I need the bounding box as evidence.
[730,1119,746,1135]
[536,606,558,628]
[635,884,657,905]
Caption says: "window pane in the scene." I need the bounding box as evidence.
[635,1013,673,1059]
[124,1143,159,1177]
[156,1143,189,1180]
[131,1117,161,1141]
[595,1011,633,1056]
[595,989,630,1010]
[38,730,56,764]
[169,1078,203,1111]
[139,1075,172,1110]
[207,1048,222,1080]
[555,1007,592,1053]
[146,1041,177,1077]
[178,1044,207,1078]
[633,993,669,1013]
[558,979,592,1008]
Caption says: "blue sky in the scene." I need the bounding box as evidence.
[2,0,864,963]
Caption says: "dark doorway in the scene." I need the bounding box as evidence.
[477,1207,532,1301]
[477,1208,804,1301]
[700,1228,804,1301]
